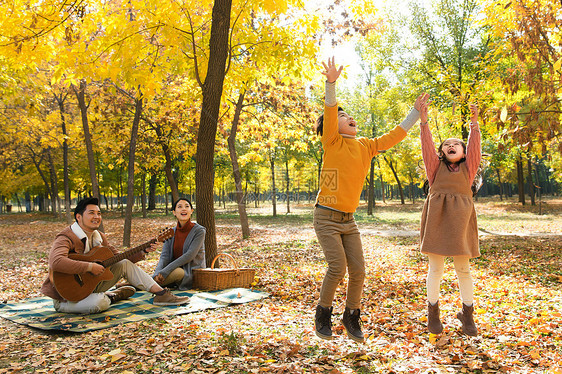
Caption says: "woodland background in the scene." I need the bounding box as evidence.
[0,0,561,261]
[0,0,561,372]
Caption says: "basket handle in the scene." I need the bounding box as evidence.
[210,253,238,270]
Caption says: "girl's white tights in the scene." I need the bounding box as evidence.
[426,254,474,306]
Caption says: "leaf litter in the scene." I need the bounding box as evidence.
[0,203,560,373]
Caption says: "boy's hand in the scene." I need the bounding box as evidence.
[321,57,343,83]
[414,93,430,112]
[469,103,479,125]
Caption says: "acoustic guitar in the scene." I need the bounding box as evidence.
[52,228,174,302]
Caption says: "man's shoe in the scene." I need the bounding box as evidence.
[106,286,136,304]
[314,305,333,340]
[342,307,365,343]
[153,289,190,306]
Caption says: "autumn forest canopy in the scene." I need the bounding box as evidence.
[0,0,561,226]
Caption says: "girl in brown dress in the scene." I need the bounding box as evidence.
[418,101,481,336]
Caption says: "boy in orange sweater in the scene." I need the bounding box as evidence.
[314,57,429,342]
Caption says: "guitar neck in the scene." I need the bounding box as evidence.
[101,239,156,268]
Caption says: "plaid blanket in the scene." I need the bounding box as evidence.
[0,288,268,333]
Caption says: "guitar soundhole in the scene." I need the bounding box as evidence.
[74,274,84,287]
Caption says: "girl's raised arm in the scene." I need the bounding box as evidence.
[465,104,482,183]
[419,101,440,185]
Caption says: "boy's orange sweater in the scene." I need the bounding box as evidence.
[315,104,407,213]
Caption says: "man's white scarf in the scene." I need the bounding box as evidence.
[71,222,103,253]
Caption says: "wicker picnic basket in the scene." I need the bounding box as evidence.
[192,253,256,291]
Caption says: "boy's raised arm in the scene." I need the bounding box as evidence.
[398,93,429,132]
[322,57,342,108]
[320,57,343,145]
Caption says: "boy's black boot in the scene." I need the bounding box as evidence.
[315,305,333,340]
[427,301,443,334]
[342,307,364,343]
[457,303,478,336]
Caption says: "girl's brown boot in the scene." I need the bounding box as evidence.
[427,301,443,334]
[457,303,478,336]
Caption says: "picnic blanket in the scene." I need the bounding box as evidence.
[0,288,268,333]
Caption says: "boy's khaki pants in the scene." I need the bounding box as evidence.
[314,207,365,310]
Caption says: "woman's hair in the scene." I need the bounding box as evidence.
[172,197,193,211]
[315,106,344,136]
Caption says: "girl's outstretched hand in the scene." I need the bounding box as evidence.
[415,93,430,124]
[469,103,479,125]
[322,57,343,83]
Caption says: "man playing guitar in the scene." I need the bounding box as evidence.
[41,197,190,314]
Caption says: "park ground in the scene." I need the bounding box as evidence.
[0,197,561,373]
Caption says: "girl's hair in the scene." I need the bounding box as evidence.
[437,138,467,168]
[172,197,193,211]
[422,139,484,197]
[315,106,344,136]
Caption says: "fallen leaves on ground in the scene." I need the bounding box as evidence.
[0,201,561,373]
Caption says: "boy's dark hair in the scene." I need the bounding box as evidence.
[172,197,193,211]
[74,197,99,220]
[315,106,344,136]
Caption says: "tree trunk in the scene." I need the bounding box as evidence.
[534,162,542,215]
[367,158,375,215]
[227,92,250,238]
[270,157,277,217]
[29,150,52,212]
[527,154,535,206]
[384,156,404,204]
[195,0,232,267]
[285,157,290,214]
[46,148,59,216]
[142,172,147,218]
[148,172,157,210]
[153,123,179,203]
[517,155,525,205]
[123,96,143,247]
[74,80,104,230]
[376,158,386,203]
[55,92,73,223]
[496,168,503,201]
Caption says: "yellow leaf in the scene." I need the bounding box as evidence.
[554,58,562,73]
[500,106,508,122]
[264,359,276,363]
[108,348,121,356]
[111,353,126,362]
[529,350,540,360]
[475,308,486,314]
[429,334,438,344]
